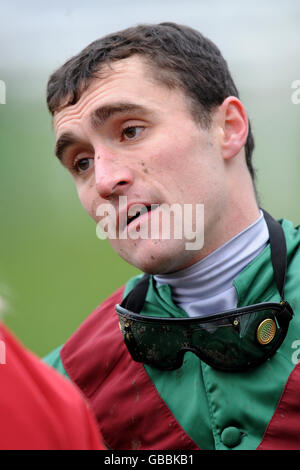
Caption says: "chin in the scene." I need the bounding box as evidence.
[116,238,195,275]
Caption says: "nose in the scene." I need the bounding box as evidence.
[94,150,134,200]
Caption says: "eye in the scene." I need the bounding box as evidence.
[73,157,94,174]
[122,126,145,141]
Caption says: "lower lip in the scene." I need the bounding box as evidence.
[125,207,159,235]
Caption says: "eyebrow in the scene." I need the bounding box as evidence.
[55,132,79,163]
[90,102,149,130]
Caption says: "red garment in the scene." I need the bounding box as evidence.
[0,324,104,450]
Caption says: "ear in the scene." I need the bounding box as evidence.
[218,96,249,160]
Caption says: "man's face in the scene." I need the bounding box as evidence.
[53,56,227,274]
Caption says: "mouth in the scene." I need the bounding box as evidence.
[124,203,159,229]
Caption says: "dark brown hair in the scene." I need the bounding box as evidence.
[47,22,255,180]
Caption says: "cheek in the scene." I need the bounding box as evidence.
[147,143,191,181]
[157,142,199,185]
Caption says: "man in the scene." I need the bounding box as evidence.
[44,23,300,450]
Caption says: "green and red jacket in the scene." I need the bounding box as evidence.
[45,219,300,450]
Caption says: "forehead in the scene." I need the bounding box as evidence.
[54,57,158,133]
[53,55,191,137]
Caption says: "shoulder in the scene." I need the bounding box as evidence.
[44,282,130,371]
[62,275,144,357]
[281,218,300,255]
[57,277,144,397]
[281,219,300,277]
[59,284,127,387]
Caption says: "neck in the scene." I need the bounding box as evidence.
[154,210,269,317]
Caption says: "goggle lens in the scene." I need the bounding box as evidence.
[117,303,292,372]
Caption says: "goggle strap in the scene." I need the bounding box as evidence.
[121,274,150,313]
[262,209,287,300]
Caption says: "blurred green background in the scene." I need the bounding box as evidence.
[1,0,299,357]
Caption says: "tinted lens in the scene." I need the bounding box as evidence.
[119,315,185,369]
[189,310,280,371]
[117,305,289,372]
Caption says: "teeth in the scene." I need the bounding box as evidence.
[128,211,141,223]
[126,204,160,226]
[127,205,151,225]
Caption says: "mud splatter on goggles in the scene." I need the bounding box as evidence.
[116,211,294,372]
